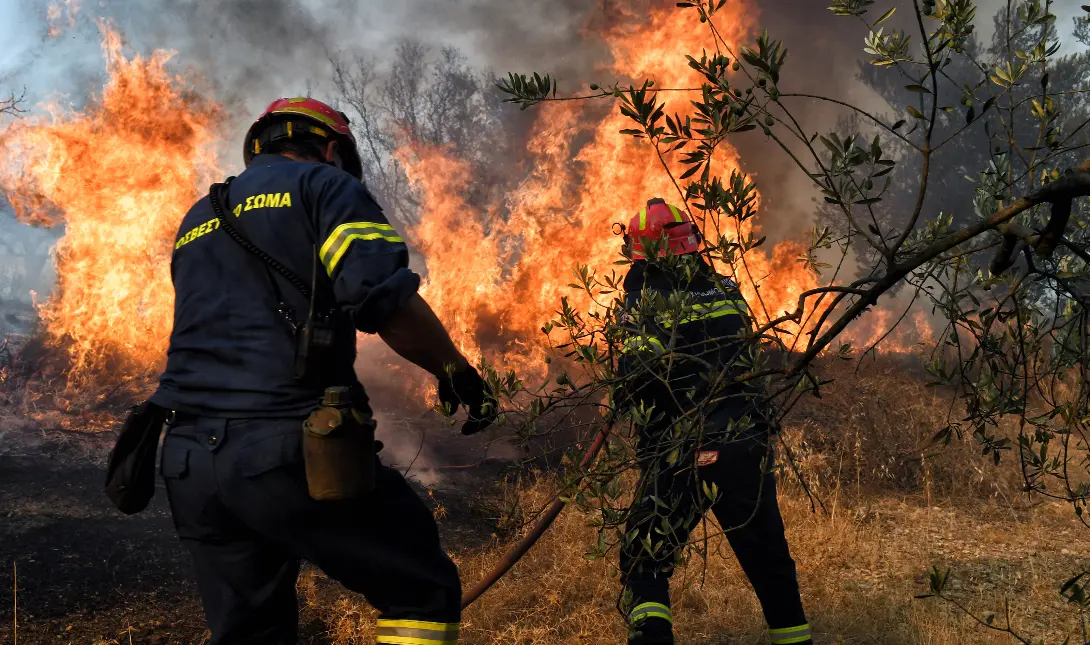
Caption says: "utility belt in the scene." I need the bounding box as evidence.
[166,386,380,501]
[104,388,378,517]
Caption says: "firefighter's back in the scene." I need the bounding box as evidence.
[620,258,758,426]
[152,157,361,418]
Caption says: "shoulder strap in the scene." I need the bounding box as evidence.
[209,178,313,301]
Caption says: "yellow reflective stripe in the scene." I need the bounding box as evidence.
[659,298,748,328]
[667,204,683,222]
[638,208,647,230]
[621,334,665,355]
[769,623,811,644]
[690,306,746,321]
[320,221,404,275]
[320,221,397,258]
[691,298,748,313]
[375,637,457,645]
[375,619,459,645]
[629,601,673,624]
[376,619,459,631]
[270,105,339,128]
[327,232,405,273]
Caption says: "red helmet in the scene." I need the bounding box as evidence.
[243,97,363,180]
[625,198,701,260]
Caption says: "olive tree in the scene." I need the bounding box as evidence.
[483,1,1090,640]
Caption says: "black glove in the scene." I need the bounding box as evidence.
[437,365,498,436]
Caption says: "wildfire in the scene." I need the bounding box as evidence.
[47,0,80,38]
[0,1,934,399]
[0,24,221,383]
[403,0,826,374]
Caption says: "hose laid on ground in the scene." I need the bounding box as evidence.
[461,425,611,608]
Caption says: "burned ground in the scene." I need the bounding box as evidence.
[0,424,504,645]
[0,357,1088,644]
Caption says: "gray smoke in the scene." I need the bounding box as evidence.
[66,0,609,155]
[0,210,57,333]
[0,0,962,316]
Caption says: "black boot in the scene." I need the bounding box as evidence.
[628,616,674,645]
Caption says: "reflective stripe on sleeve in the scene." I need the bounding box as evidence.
[690,298,747,320]
[629,601,673,624]
[769,623,811,644]
[319,221,405,275]
[659,298,748,328]
[620,334,666,356]
[375,619,459,645]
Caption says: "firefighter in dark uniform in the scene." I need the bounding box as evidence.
[150,97,494,645]
[616,198,812,645]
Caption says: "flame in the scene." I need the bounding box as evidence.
[404,0,826,374]
[47,0,80,38]
[0,24,221,383]
[842,306,937,355]
[0,3,934,401]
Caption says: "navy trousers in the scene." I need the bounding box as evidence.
[620,434,810,644]
[160,416,461,645]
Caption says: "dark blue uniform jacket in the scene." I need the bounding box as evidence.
[150,154,418,417]
[617,259,766,450]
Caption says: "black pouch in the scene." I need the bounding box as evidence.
[293,315,338,381]
[104,401,169,515]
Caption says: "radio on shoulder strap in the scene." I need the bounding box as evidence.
[208,179,338,382]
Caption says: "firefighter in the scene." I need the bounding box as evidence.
[150,97,494,645]
[615,198,811,645]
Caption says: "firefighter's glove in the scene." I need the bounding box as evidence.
[438,365,497,436]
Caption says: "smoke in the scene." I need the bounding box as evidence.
[16,0,609,165]
[391,0,608,81]
[723,1,889,242]
[0,211,56,309]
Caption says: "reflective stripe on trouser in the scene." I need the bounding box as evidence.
[769,623,811,644]
[629,601,673,625]
[375,618,459,644]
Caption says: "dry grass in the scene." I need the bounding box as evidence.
[781,356,1026,502]
[0,334,151,434]
[306,356,1090,644]
[306,477,1090,644]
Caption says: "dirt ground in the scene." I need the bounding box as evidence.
[0,422,502,645]
[3,427,1089,645]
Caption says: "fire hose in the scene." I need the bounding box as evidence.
[460,424,611,608]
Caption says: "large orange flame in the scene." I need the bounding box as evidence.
[0,4,931,399]
[403,1,829,375]
[0,25,221,382]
